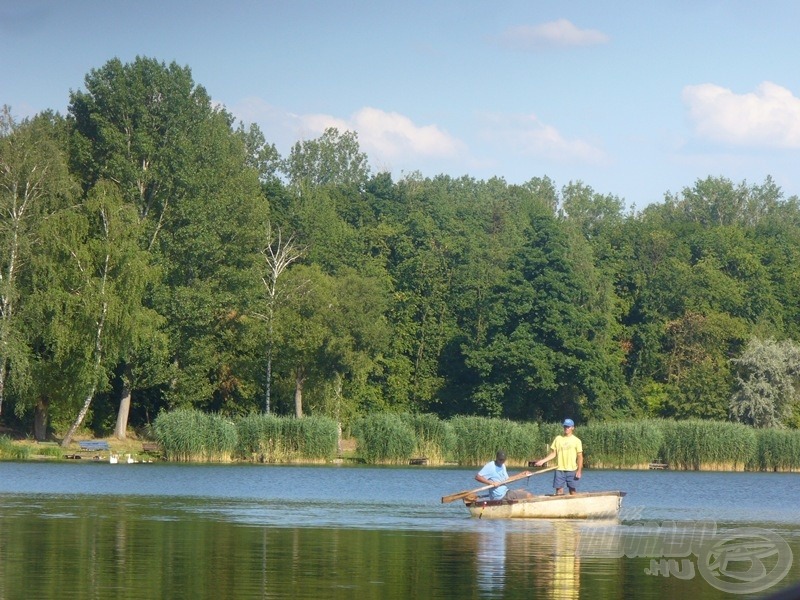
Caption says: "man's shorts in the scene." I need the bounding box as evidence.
[553,469,578,491]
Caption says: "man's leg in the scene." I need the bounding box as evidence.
[566,471,578,495]
[553,470,567,495]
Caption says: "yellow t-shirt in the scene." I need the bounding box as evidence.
[550,434,582,471]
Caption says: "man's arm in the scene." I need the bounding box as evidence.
[534,450,556,467]
[475,473,499,486]
[575,452,583,479]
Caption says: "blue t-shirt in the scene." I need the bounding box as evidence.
[478,460,508,500]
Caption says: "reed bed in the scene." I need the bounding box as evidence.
[153,408,237,462]
[580,420,664,468]
[144,409,800,472]
[0,436,30,460]
[752,428,800,472]
[659,419,756,471]
[448,416,541,467]
[236,414,338,463]
[400,413,455,464]
[352,413,416,464]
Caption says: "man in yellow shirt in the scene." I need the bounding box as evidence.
[533,418,583,495]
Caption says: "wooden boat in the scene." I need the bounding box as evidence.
[464,491,626,519]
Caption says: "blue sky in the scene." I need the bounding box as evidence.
[3,0,800,209]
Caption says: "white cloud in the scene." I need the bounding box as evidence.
[496,19,610,50]
[294,107,465,161]
[481,113,608,165]
[352,107,464,158]
[683,81,800,148]
[226,98,467,172]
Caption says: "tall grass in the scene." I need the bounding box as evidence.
[659,419,756,470]
[400,413,455,464]
[352,413,416,464]
[236,414,338,463]
[753,428,800,472]
[36,444,66,459]
[448,416,541,466]
[153,408,237,462]
[0,436,31,460]
[580,420,664,468]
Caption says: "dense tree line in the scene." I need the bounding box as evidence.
[2,57,799,442]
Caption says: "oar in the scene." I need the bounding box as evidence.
[441,466,557,503]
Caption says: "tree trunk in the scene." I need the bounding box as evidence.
[61,252,109,448]
[61,385,97,447]
[294,368,304,418]
[114,367,132,440]
[33,397,49,441]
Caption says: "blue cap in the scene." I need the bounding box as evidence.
[562,418,575,427]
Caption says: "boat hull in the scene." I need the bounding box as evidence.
[465,491,626,519]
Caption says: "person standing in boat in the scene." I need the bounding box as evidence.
[533,419,583,496]
[475,450,533,500]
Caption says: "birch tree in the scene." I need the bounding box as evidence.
[0,107,76,417]
[254,222,303,414]
[46,181,150,446]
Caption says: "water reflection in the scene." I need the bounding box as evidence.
[475,521,508,597]
[471,520,596,599]
[2,463,800,599]
[551,522,580,599]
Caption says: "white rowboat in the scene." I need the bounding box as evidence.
[465,490,626,519]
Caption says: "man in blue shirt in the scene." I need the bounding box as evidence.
[475,450,533,500]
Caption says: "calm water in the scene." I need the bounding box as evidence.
[0,462,798,599]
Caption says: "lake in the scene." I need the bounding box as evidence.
[0,462,798,599]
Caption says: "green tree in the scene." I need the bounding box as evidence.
[730,338,800,427]
[465,208,626,421]
[0,107,77,420]
[284,128,370,189]
[69,57,268,415]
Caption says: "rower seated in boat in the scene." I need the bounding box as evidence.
[475,450,534,500]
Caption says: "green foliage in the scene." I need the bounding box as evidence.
[285,128,370,189]
[352,413,416,464]
[7,53,800,443]
[730,338,800,427]
[153,408,237,462]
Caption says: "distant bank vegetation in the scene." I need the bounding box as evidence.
[148,410,800,471]
[3,411,798,471]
